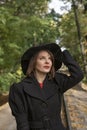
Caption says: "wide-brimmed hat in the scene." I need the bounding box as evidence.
[21,43,62,75]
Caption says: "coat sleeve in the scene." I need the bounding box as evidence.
[55,50,84,93]
[9,83,30,130]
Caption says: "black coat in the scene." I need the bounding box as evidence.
[9,50,83,130]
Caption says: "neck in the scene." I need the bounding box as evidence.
[34,71,46,83]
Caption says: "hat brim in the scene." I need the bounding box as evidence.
[21,43,62,75]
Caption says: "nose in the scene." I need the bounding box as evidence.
[45,58,50,64]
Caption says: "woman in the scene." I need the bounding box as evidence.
[9,43,83,130]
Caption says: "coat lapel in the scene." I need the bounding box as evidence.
[23,77,46,101]
[42,78,58,100]
[22,76,59,101]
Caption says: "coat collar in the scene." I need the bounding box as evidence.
[22,75,58,102]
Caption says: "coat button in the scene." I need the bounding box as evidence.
[41,102,47,107]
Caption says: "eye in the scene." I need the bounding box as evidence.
[39,56,45,60]
[48,57,52,60]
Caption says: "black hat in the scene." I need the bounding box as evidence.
[21,43,62,75]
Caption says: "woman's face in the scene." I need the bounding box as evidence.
[35,50,52,75]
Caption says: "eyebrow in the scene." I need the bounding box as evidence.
[39,54,51,57]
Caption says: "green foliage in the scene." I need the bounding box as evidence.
[0,0,86,93]
[0,71,21,93]
[59,0,87,77]
[0,0,59,93]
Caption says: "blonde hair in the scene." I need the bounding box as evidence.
[26,50,55,79]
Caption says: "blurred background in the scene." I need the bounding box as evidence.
[0,0,87,129]
[0,0,87,94]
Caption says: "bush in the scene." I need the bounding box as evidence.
[0,69,22,93]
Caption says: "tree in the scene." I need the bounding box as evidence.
[0,0,60,92]
[59,0,87,79]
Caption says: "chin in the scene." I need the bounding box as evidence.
[43,70,50,73]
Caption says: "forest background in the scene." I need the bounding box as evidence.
[0,0,87,94]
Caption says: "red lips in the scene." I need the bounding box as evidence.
[43,66,50,69]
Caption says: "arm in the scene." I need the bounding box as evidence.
[9,83,30,130]
[55,50,84,93]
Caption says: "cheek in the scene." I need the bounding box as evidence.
[49,61,52,68]
[35,61,43,69]
[50,61,52,66]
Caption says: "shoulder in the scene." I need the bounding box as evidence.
[9,82,23,94]
[9,77,27,92]
[10,76,32,91]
